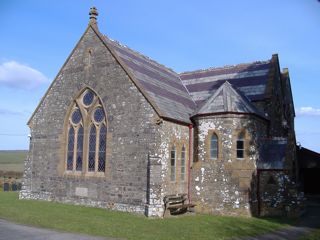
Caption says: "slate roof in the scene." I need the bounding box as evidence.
[103,34,273,123]
[104,37,196,124]
[298,147,320,169]
[194,81,266,119]
[180,61,271,106]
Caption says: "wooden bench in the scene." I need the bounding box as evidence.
[163,194,196,217]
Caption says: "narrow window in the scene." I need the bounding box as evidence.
[181,145,186,181]
[98,124,107,172]
[88,125,96,172]
[210,134,218,159]
[237,133,244,159]
[88,49,92,66]
[76,126,84,171]
[170,146,176,181]
[67,127,74,171]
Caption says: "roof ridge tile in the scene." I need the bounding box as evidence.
[106,36,178,76]
[179,60,271,75]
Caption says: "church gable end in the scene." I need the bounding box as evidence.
[21,17,160,213]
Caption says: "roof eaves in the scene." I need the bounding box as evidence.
[191,111,269,122]
[90,25,167,120]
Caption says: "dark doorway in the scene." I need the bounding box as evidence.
[298,147,320,195]
[302,169,320,194]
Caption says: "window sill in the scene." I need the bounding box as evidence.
[64,171,106,178]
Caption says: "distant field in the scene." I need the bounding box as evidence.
[0,150,27,172]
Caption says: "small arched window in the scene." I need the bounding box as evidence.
[237,132,245,159]
[210,134,218,160]
[181,145,186,181]
[170,146,176,181]
[65,88,107,174]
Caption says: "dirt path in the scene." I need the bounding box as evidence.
[0,219,120,240]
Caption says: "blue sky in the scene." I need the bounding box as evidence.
[0,0,319,152]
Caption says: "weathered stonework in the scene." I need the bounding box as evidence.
[191,115,267,216]
[156,121,189,195]
[21,11,302,218]
[20,27,160,215]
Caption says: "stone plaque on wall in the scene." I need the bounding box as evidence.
[75,187,88,197]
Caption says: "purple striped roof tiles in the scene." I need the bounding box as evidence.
[103,35,272,124]
[105,37,196,123]
[180,61,271,103]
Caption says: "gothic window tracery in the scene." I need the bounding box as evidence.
[65,88,107,175]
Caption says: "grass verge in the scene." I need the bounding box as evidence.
[0,192,292,240]
[299,228,320,240]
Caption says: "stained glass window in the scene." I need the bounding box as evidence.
[66,88,107,174]
[67,127,74,171]
[83,90,94,106]
[71,108,82,124]
[76,126,84,171]
[88,125,96,172]
[98,125,107,172]
[170,146,176,181]
[181,145,186,181]
[94,107,104,122]
[210,134,218,159]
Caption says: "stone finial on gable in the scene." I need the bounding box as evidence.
[89,6,98,26]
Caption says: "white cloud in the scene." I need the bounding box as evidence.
[0,108,23,116]
[296,107,320,117]
[0,61,48,89]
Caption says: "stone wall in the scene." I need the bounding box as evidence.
[191,114,267,216]
[259,170,304,217]
[20,26,160,215]
[156,121,189,196]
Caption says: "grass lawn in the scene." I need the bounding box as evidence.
[299,228,320,240]
[0,192,292,240]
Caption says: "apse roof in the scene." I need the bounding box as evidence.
[193,81,266,119]
[180,61,272,106]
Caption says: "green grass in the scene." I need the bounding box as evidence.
[0,192,292,240]
[0,150,27,164]
[0,150,27,172]
[299,228,320,240]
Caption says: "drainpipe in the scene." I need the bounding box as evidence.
[188,124,193,203]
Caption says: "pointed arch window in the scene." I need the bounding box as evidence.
[67,127,74,171]
[210,133,218,160]
[65,88,107,174]
[88,125,96,172]
[181,145,186,181]
[237,132,245,159]
[170,146,176,181]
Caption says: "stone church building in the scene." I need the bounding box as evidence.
[20,8,302,217]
